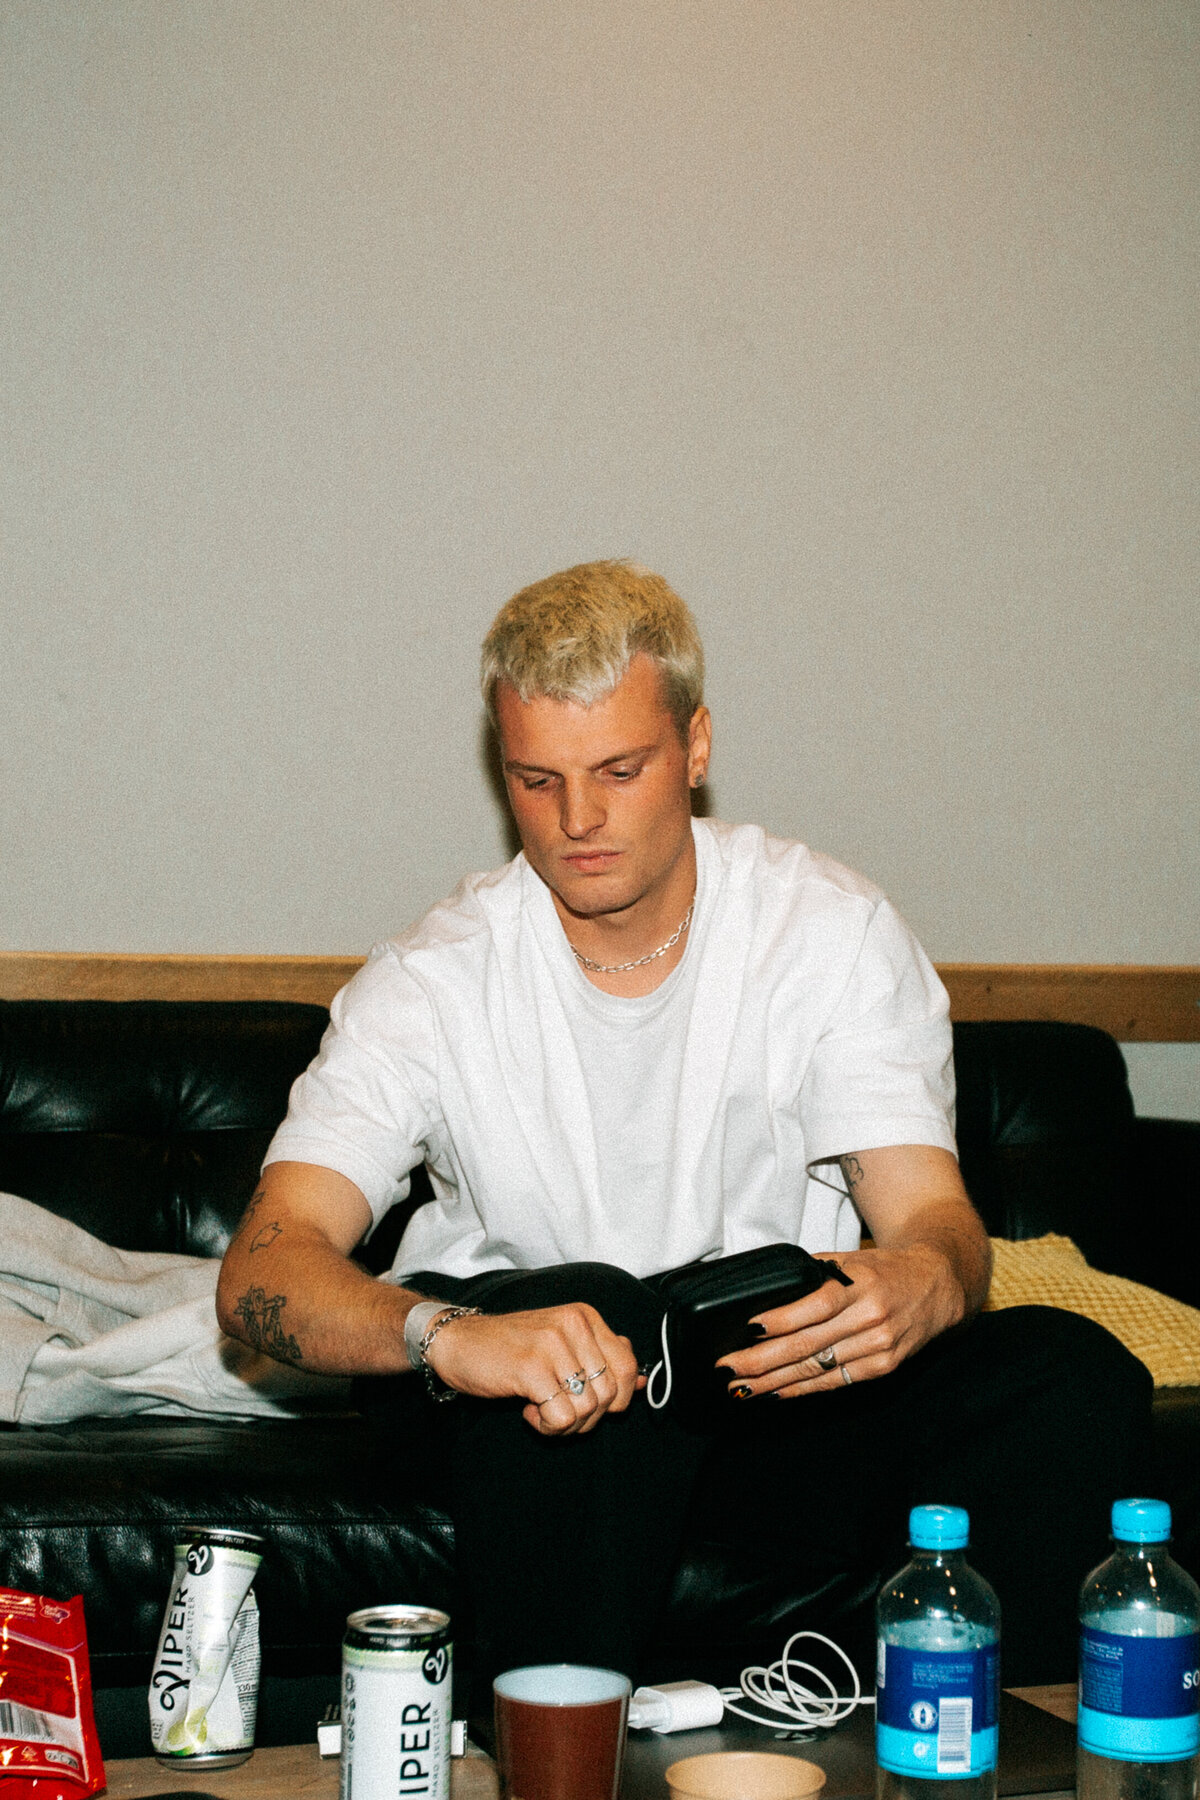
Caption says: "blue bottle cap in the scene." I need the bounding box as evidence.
[909,1504,970,1550]
[1112,1498,1171,1543]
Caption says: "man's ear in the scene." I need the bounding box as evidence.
[687,706,712,787]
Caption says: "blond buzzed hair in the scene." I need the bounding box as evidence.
[481,560,705,742]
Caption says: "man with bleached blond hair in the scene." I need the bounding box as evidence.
[219,559,1149,1701]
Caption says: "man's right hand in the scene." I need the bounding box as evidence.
[216,1161,642,1436]
[421,1304,643,1436]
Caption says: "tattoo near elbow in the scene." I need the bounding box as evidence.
[232,1285,304,1367]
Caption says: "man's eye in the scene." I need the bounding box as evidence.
[609,766,641,781]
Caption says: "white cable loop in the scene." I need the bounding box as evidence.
[644,1321,871,1728]
[645,1310,672,1410]
[646,1338,872,1732]
[719,1630,874,1729]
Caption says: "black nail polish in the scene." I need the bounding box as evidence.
[746,1322,767,1339]
[730,1384,754,1400]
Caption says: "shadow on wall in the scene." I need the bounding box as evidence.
[477,716,713,869]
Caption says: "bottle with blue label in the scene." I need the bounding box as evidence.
[1077,1498,1200,1800]
[876,1504,1000,1800]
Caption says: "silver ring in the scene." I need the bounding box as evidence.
[586,1365,607,1381]
[815,1345,838,1371]
[564,1371,587,1397]
[840,1364,853,1387]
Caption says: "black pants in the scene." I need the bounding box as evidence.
[359,1262,1152,1700]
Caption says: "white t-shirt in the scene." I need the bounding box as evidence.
[265,819,956,1280]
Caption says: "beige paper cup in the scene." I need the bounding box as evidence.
[665,1751,827,1800]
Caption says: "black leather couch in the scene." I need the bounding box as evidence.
[1,1000,1197,1756]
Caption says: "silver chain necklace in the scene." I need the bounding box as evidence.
[569,897,695,974]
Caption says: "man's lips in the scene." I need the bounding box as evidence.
[561,850,622,871]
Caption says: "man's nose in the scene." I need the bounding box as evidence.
[560,777,606,839]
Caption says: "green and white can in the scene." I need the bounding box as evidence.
[148,1526,263,1768]
[340,1605,452,1800]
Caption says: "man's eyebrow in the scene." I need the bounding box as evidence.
[503,743,658,775]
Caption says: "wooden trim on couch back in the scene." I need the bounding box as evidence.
[934,965,1200,1041]
[0,954,1197,1040]
[0,954,363,1009]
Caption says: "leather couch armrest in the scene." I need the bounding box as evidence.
[1121,1117,1200,1310]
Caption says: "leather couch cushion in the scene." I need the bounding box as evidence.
[952,1021,1135,1274]
[0,1003,328,1255]
[0,1409,455,1685]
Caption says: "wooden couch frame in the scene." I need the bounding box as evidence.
[0,955,1197,1041]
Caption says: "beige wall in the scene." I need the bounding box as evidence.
[3,4,1196,989]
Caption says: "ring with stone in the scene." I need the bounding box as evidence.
[564,1371,587,1397]
[815,1345,839,1371]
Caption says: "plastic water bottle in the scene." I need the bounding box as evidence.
[876,1504,1000,1800]
[1077,1498,1200,1800]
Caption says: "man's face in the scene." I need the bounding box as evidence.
[496,655,711,924]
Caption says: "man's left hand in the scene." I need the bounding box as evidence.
[716,1145,992,1398]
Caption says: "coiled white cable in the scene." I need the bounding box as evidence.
[648,1347,875,1727]
[720,1630,874,1729]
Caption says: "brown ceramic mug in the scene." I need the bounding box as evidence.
[493,1664,631,1800]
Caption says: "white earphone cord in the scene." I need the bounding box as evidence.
[645,1310,672,1410]
[646,1322,873,1728]
[721,1630,874,1729]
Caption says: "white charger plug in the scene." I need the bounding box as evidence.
[628,1680,725,1733]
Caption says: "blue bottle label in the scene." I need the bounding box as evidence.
[1078,1629,1200,1762]
[876,1643,999,1778]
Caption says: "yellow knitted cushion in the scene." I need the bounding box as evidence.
[984,1233,1200,1388]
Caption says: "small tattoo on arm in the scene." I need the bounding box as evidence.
[232,1286,303,1366]
[841,1156,865,1193]
[238,1183,267,1234]
[249,1221,283,1253]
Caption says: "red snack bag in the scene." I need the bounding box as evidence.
[0,1590,104,1799]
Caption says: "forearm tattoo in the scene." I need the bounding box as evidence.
[232,1286,303,1366]
[249,1220,283,1253]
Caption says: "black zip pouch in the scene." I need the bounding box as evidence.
[647,1242,853,1430]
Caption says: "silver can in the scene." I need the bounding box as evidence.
[148,1526,263,1768]
[340,1605,453,1800]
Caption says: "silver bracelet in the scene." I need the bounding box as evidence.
[417,1305,483,1403]
[404,1300,453,1371]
